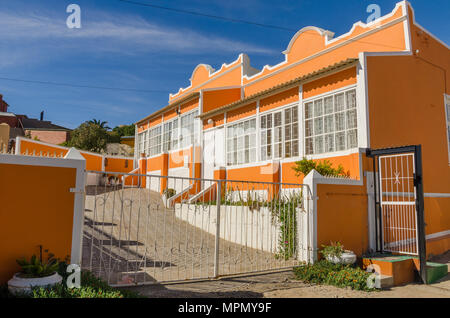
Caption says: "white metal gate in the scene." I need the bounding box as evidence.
[378,153,419,255]
[82,171,309,286]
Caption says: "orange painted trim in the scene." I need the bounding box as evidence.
[260,87,299,113]
[227,102,257,123]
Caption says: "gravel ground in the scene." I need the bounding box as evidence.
[123,269,450,298]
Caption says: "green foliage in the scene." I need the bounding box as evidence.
[112,124,135,138]
[65,121,111,153]
[270,194,300,260]
[163,188,176,198]
[320,242,345,259]
[29,271,141,298]
[16,247,59,278]
[294,260,376,292]
[292,158,348,178]
[2,267,141,298]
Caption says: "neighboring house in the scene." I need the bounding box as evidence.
[0,95,71,145]
[20,115,70,145]
[133,1,449,256]
[120,135,135,148]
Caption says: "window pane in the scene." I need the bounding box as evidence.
[305,120,313,137]
[305,102,313,119]
[314,135,324,154]
[314,117,323,135]
[335,113,345,131]
[324,96,333,114]
[285,108,291,124]
[305,138,314,155]
[314,100,323,117]
[346,90,356,109]
[324,134,335,153]
[346,109,357,129]
[347,129,358,148]
[335,132,346,151]
[335,93,345,112]
[324,115,334,133]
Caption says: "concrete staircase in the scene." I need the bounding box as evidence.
[362,254,448,288]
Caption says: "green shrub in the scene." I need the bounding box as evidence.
[320,242,345,259]
[292,158,348,178]
[163,188,176,198]
[293,260,376,292]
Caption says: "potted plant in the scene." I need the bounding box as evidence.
[8,246,63,295]
[320,242,357,265]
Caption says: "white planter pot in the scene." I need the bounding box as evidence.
[8,272,63,295]
[326,251,357,265]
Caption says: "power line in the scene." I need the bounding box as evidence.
[118,0,296,32]
[119,0,405,50]
[0,76,168,93]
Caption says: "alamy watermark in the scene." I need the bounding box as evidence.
[66,4,81,29]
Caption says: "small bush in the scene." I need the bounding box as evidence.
[163,188,176,198]
[292,158,349,178]
[293,260,376,292]
[320,242,345,259]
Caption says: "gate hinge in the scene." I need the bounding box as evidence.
[70,188,85,194]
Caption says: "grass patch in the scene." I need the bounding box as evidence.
[293,260,377,292]
[1,269,141,298]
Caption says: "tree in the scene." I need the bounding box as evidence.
[88,119,111,130]
[66,121,110,153]
[108,124,135,143]
[292,158,349,178]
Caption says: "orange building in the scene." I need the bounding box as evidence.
[135,2,449,257]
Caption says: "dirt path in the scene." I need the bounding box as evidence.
[123,270,450,298]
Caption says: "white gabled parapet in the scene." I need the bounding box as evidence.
[64,147,85,161]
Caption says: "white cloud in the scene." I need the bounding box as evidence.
[0,9,276,59]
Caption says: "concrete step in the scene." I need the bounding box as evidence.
[425,262,448,284]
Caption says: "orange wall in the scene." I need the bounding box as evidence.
[202,88,241,113]
[367,54,450,193]
[303,67,357,99]
[19,139,68,157]
[0,163,77,283]
[227,102,257,123]
[104,157,134,173]
[260,87,299,113]
[316,182,369,257]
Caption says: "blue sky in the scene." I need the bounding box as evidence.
[0,0,448,129]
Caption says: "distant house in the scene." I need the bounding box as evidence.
[19,115,71,145]
[120,135,135,148]
[0,95,71,145]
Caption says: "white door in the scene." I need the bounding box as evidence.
[203,127,225,181]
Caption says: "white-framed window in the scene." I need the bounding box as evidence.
[260,105,299,160]
[304,88,357,155]
[445,94,450,163]
[163,118,179,152]
[180,110,199,149]
[226,118,257,166]
[148,125,162,156]
[137,130,145,155]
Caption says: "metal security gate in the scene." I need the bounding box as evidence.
[81,171,309,286]
[367,145,427,283]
